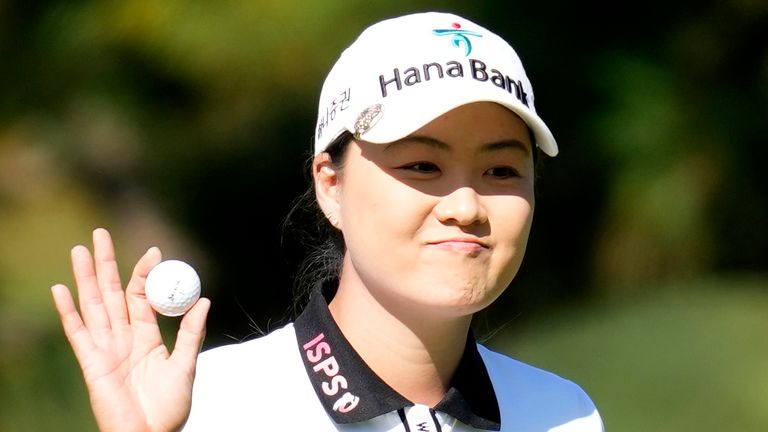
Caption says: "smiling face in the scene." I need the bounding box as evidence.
[315,102,535,319]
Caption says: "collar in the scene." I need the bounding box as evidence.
[294,279,501,430]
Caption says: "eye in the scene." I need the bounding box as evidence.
[485,166,520,179]
[398,162,441,174]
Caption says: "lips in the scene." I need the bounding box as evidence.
[425,237,489,253]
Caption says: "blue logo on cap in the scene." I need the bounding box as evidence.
[432,22,482,56]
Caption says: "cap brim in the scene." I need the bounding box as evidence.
[353,83,558,156]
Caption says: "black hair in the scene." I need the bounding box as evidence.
[281,131,353,315]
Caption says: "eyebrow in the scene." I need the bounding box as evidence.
[385,135,532,156]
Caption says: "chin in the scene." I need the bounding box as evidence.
[414,275,504,316]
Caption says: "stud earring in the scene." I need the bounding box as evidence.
[328,215,339,227]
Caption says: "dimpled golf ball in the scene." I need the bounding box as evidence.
[145,260,201,317]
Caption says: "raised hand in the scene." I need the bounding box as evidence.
[51,228,210,432]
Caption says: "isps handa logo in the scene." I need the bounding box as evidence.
[303,332,360,414]
[432,22,482,56]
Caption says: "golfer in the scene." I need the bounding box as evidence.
[52,11,604,431]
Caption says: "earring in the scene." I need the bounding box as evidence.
[327,215,339,227]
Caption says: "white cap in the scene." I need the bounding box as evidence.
[314,11,558,156]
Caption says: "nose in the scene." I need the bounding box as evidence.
[433,187,488,226]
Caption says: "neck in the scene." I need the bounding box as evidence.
[328,260,472,406]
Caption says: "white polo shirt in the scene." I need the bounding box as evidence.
[184,282,604,431]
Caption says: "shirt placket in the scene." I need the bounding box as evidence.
[399,404,453,432]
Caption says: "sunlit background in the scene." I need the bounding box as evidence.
[1,1,766,430]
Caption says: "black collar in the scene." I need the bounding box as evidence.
[293,280,501,430]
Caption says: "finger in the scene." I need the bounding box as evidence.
[71,244,112,337]
[169,297,210,373]
[92,228,130,328]
[51,284,97,365]
[126,246,163,346]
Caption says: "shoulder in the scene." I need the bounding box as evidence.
[478,345,604,431]
[478,344,588,397]
[185,323,332,430]
[193,323,307,396]
[196,323,298,371]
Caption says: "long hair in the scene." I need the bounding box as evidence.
[281,131,353,316]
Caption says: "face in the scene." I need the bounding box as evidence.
[316,102,535,319]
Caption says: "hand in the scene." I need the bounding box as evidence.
[51,228,211,432]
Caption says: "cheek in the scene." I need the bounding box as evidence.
[339,172,427,254]
[341,195,417,287]
[490,196,535,276]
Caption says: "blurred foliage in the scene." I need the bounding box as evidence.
[0,0,766,430]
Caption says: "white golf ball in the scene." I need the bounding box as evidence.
[145,260,201,317]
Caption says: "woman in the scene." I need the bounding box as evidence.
[52,11,604,431]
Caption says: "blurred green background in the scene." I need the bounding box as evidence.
[1,0,766,430]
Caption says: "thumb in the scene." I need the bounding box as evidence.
[169,298,211,373]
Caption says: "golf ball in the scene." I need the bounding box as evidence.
[145,260,201,317]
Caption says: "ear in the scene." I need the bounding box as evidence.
[313,152,342,228]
